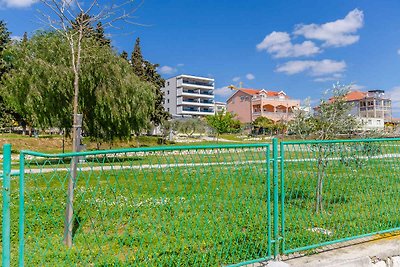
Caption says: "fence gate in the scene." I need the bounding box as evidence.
[2,143,273,266]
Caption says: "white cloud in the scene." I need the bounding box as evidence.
[10,35,22,41]
[276,59,346,76]
[314,77,337,82]
[387,86,400,102]
[294,9,364,47]
[349,83,365,91]
[397,49,400,56]
[387,86,400,116]
[0,0,37,8]
[257,31,321,58]
[246,73,255,80]
[232,76,241,82]
[214,86,234,97]
[158,65,177,75]
[313,73,343,82]
[177,63,184,67]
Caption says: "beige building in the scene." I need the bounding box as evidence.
[345,90,392,130]
[226,88,300,123]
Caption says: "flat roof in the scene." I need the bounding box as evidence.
[175,74,214,81]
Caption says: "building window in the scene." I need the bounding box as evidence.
[167,81,170,86]
[167,99,170,103]
[167,108,170,112]
[167,90,170,95]
[240,96,245,102]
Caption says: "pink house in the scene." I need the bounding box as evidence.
[226,88,300,124]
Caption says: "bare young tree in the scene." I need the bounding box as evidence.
[289,83,360,213]
[38,0,143,247]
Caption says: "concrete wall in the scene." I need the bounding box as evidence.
[161,77,177,116]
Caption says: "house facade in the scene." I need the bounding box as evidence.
[345,90,392,130]
[226,88,300,123]
[161,74,215,118]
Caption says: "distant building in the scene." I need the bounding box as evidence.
[226,88,300,123]
[344,90,392,130]
[161,75,215,118]
[214,101,226,114]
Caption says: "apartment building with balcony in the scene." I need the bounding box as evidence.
[226,88,300,123]
[344,90,392,130]
[214,101,226,114]
[161,74,215,117]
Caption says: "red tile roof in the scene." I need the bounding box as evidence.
[239,88,287,98]
[239,88,260,95]
[344,91,367,101]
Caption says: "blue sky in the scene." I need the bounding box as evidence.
[1,0,400,115]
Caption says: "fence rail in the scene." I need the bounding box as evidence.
[3,143,272,266]
[1,138,400,266]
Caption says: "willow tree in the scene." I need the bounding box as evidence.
[34,0,146,246]
[1,30,155,246]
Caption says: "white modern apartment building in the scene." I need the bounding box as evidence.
[161,74,215,117]
[214,101,226,114]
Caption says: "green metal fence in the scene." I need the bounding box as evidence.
[3,143,273,266]
[280,138,400,254]
[1,138,400,266]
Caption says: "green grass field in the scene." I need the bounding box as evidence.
[1,140,400,266]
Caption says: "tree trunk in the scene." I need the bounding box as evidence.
[63,28,83,248]
[315,146,327,213]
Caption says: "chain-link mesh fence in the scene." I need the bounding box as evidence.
[17,144,271,266]
[281,139,400,254]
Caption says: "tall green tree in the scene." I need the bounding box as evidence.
[37,0,147,247]
[0,20,11,76]
[94,22,111,47]
[0,20,17,129]
[120,50,128,61]
[1,31,155,140]
[130,37,169,125]
[0,21,10,53]
[131,37,144,77]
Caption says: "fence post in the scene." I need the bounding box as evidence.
[280,141,285,254]
[19,152,25,267]
[266,145,271,257]
[272,138,279,258]
[2,144,12,267]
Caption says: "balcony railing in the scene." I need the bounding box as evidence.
[183,107,199,112]
[199,109,214,113]
[177,88,214,98]
[182,79,214,87]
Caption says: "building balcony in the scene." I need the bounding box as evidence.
[177,106,215,116]
[177,79,214,89]
[252,112,295,122]
[252,98,300,108]
[178,101,214,107]
[177,88,214,98]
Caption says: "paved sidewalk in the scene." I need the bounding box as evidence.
[247,234,400,267]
